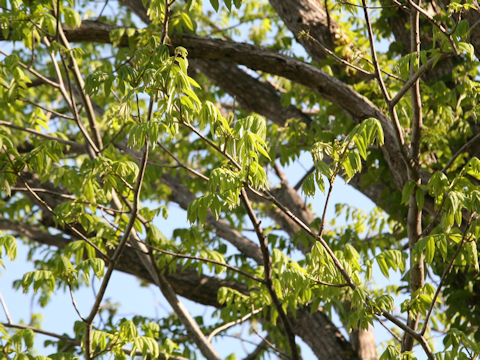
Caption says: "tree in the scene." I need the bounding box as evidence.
[1,0,480,358]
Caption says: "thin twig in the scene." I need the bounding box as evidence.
[0,49,61,89]
[300,31,374,78]
[0,120,84,151]
[42,36,99,158]
[254,186,356,289]
[420,216,474,336]
[0,292,13,324]
[242,339,268,360]
[2,322,80,344]
[146,249,222,360]
[361,0,390,102]
[249,185,432,351]
[391,0,411,10]
[390,55,443,108]
[144,242,264,284]
[19,98,75,120]
[59,44,101,159]
[84,139,149,358]
[251,328,290,360]
[361,0,410,169]
[312,279,350,288]
[240,188,299,360]
[207,307,263,342]
[19,180,108,261]
[407,0,459,55]
[181,120,242,170]
[319,178,334,237]
[374,315,402,342]
[381,310,434,360]
[294,165,315,191]
[56,19,104,150]
[442,132,480,173]
[360,56,406,82]
[338,0,407,9]
[157,141,209,181]
[97,0,110,20]
[161,0,170,44]
[9,187,126,214]
[67,280,87,322]
[403,3,424,351]
[1,321,187,360]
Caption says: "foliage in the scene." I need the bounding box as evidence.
[0,0,480,359]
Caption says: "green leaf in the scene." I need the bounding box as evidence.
[120,319,138,339]
[454,19,470,38]
[380,345,399,360]
[426,235,435,264]
[465,241,479,272]
[1,235,17,260]
[428,171,449,197]
[301,173,316,197]
[92,330,107,352]
[467,157,480,179]
[4,54,19,70]
[401,180,416,205]
[210,0,219,11]
[354,134,367,160]
[64,7,82,28]
[376,254,389,278]
[415,187,424,211]
[148,225,165,247]
[22,328,34,348]
[458,42,475,61]
[376,294,394,312]
[90,258,105,278]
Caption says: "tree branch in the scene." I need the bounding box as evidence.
[84,139,149,358]
[240,188,299,360]
[403,3,424,351]
[0,121,85,152]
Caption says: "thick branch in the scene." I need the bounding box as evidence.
[192,59,311,127]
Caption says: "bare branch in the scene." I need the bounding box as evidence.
[421,216,475,336]
[19,98,75,120]
[84,139,149,358]
[403,2,424,351]
[362,0,411,176]
[407,0,459,55]
[442,132,480,173]
[207,307,263,343]
[54,9,104,150]
[240,188,299,360]
[0,292,13,324]
[145,242,264,284]
[0,49,61,89]
[0,120,85,152]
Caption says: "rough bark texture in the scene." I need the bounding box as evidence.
[268,0,339,63]
[292,308,361,360]
[193,59,312,127]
